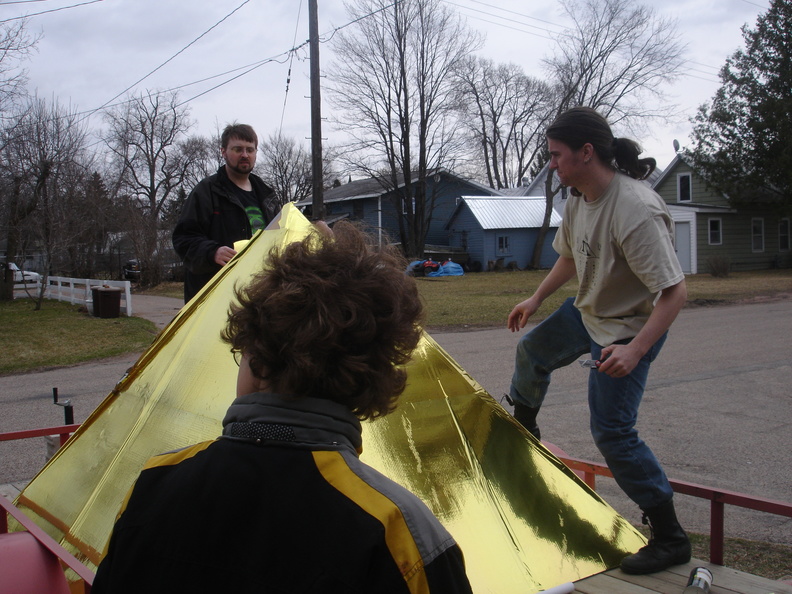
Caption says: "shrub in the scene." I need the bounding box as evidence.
[707,255,731,277]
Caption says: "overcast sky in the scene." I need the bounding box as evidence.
[1,0,769,173]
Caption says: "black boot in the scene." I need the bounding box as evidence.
[513,402,541,440]
[620,498,691,574]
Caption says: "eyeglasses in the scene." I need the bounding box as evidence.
[226,146,256,155]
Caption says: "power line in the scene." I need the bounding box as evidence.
[0,0,61,5]
[175,54,293,109]
[279,0,305,135]
[738,0,768,8]
[21,0,398,132]
[446,0,750,82]
[82,0,252,121]
[0,0,102,23]
[445,0,565,33]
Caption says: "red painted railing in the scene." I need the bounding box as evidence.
[3,425,791,574]
[0,424,80,447]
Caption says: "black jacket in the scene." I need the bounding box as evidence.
[172,166,276,301]
[93,393,472,594]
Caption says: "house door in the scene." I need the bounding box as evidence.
[675,222,692,273]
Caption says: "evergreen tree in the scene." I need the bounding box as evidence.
[688,0,792,208]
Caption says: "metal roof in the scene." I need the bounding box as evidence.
[454,197,562,230]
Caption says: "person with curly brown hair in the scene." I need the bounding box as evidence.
[93,221,473,594]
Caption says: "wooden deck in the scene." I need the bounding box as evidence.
[574,559,792,593]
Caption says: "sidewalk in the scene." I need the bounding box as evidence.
[130,294,184,330]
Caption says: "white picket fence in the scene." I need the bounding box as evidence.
[23,276,134,316]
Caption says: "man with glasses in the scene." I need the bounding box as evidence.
[173,123,277,302]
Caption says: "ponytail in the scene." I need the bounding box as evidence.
[612,137,656,180]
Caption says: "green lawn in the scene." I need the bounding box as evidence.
[0,299,158,375]
[3,268,790,375]
[414,268,792,329]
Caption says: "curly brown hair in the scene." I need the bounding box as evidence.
[221,221,425,419]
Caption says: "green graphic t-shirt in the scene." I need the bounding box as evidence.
[231,186,266,233]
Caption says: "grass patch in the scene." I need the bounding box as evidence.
[630,524,792,581]
[0,299,158,375]
[415,268,792,329]
[684,268,792,304]
[5,269,789,374]
[135,281,183,300]
[690,533,792,581]
[415,272,577,329]
[139,271,792,330]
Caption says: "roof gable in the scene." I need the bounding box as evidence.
[300,168,502,206]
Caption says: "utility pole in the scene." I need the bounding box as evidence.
[309,0,325,221]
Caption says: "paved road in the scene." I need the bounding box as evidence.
[431,298,792,546]
[2,295,790,546]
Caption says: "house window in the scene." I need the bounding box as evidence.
[708,218,722,245]
[779,218,790,252]
[353,201,364,219]
[401,197,416,215]
[677,173,692,202]
[497,235,510,256]
[751,218,765,252]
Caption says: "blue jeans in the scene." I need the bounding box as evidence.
[510,298,673,510]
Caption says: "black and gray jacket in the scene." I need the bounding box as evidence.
[93,392,472,594]
[172,166,276,302]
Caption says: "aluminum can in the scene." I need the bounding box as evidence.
[683,566,713,593]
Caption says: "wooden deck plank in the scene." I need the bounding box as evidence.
[574,559,792,593]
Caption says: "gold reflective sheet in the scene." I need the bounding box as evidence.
[15,204,644,592]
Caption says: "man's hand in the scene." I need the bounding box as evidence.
[597,343,643,378]
[214,246,237,266]
[507,296,541,332]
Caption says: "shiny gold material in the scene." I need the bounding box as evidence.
[14,204,644,592]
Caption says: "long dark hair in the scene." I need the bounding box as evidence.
[546,107,656,181]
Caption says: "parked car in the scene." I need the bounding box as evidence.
[122,259,142,281]
[7,262,41,283]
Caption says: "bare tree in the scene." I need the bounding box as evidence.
[160,134,223,230]
[0,19,38,297]
[530,0,686,268]
[257,133,312,207]
[327,0,481,257]
[0,97,91,308]
[256,133,338,208]
[0,20,38,118]
[454,57,555,190]
[57,170,120,278]
[103,90,195,286]
[180,133,223,192]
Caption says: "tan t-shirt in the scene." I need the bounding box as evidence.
[553,172,684,346]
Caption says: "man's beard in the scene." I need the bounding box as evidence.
[228,161,253,175]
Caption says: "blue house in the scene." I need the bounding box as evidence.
[300,169,500,248]
[445,197,562,271]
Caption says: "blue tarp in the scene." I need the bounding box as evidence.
[408,259,464,277]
